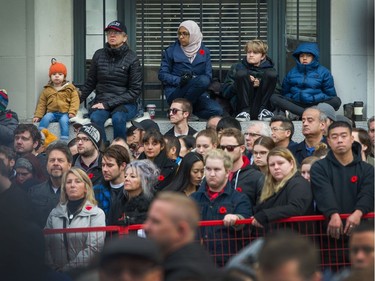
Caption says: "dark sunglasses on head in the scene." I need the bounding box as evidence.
[219,144,241,152]
[168,108,184,115]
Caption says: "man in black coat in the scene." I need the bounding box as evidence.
[311,121,374,268]
[80,20,142,143]
[144,192,218,281]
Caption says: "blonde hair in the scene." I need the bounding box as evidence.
[244,39,268,55]
[260,147,297,202]
[205,148,233,171]
[60,167,97,205]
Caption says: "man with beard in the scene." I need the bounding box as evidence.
[72,123,103,185]
[93,145,130,216]
[219,128,264,208]
[191,149,252,266]
[0,145,16,181]
[29,141,72,227]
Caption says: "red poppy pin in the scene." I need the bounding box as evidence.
[158,175,165,181]
[351,176,358,183]
[88,173,94,179]
[85,206,92,211]
[236,187,243,193]
[199,49,205,55]
[5,113,12,119]
[219,206,227,214]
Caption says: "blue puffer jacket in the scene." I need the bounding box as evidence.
[282,43,337,104]
[158,40,212,101]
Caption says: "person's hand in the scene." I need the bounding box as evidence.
[251,218,264,228]
[253,78,260,87]
[344,210,362,236]
[249,75,260,87]
[69,113,75,118]
[33,117,40,123]
[223,214,239,227]
[91,103,105,109]
[180,72,193,87]
[327,213,343,239]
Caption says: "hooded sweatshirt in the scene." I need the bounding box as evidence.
[311,142,374,217]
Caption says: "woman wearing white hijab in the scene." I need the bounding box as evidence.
[158,20,223,120]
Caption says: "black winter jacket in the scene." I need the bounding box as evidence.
[80,43,142,110]
[138,150,178,192]
[254,173,313,225]
[229,156,264,208]
[311,142,374,218]
[73,154,103,186]
[29,179,61,228]
[0,110,19,148]
[107,191,152,226]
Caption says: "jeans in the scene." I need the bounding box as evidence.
[90,104,138,142]
[167,75,223,120]
[38,112,69,140]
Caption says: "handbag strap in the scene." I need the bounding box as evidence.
[62,218,71,262]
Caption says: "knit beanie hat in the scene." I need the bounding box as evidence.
[14,157,33,173]
[78,124,102,151]
[49,58,67,77]
[41,128,58,148]
[0,89,9,111]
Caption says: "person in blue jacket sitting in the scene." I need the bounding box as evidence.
[271,42,341,119]
[158,20,223,120]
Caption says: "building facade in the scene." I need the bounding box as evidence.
[0,0,373,120]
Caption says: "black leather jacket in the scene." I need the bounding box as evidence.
[80,43,142,110]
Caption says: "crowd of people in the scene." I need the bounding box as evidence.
[0,19,374,281]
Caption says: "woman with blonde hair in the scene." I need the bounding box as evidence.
[45,167,105,271]
[252,147,312,228]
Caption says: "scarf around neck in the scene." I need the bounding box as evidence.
[178,20,203,63]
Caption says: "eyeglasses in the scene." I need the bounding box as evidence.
[219,144,241,152]
[270,127,286,132]
[105,30,123,36]
[76,137,90,143]
[168,108,184,115]
[177,31,190,37]
[253,151,268,156]
[244,132,262,137]
[350,246,374,255]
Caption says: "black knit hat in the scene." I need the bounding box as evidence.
[78,123,102,151]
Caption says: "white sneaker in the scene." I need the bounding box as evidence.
[236,111,251,122]
[258,109,274,121]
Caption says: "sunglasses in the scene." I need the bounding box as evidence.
[168,108,184,115]
[219,144,241,152]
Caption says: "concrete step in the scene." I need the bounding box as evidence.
[31,119,368,144]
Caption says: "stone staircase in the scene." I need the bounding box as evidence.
[34,119,368,144]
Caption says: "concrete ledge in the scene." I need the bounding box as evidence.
[35,120,368,144]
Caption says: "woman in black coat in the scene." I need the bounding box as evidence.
[138,130,178,192]
[107,159,159,226]
[252,147,313,228]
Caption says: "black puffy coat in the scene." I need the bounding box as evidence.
[80,43,142,110]
[0,110,19,148]
[107,191,152,226]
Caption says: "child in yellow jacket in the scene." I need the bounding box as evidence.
[33,59,79,141]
